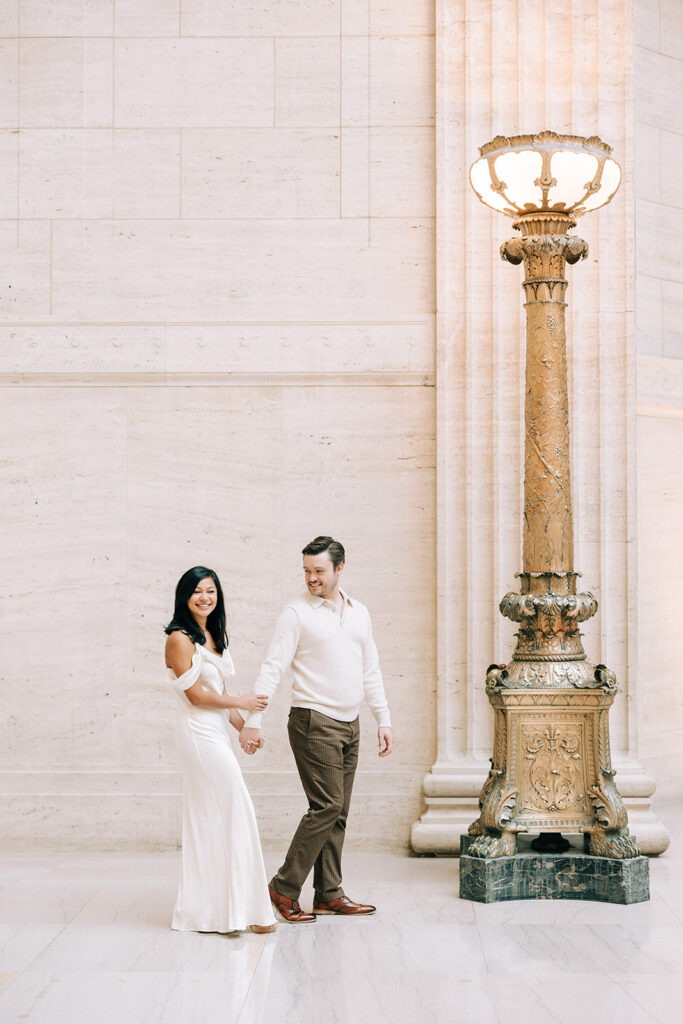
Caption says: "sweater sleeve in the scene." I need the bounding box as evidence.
[362,615,391,727]
[242,606,301,729]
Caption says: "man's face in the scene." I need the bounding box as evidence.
[303,551,343,600]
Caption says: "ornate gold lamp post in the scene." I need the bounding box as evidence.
[464,132,642,874]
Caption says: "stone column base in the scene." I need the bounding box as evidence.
[410,767,671,856]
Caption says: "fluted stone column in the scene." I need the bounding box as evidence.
[410,0,669,856]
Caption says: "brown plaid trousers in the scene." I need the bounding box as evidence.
[270,707,360,902]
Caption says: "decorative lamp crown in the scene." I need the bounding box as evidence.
[469,131,621,219]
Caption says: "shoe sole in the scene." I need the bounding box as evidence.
[313,908,376,915]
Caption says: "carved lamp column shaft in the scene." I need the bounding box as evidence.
[466,132,639,861]
[503,227,588,574]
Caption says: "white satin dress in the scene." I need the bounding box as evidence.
[167,642,275,932]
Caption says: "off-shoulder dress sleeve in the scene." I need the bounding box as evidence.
[167,649,202,692]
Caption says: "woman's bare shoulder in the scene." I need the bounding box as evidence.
[165,630,195,665]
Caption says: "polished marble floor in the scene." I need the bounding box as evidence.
[1,810,682,1024]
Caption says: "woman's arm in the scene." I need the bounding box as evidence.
[165,632,268,713]
[228,710,245,732]
[183,680,268,712]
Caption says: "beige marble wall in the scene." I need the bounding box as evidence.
[634,0,683,805]
[0,1,436,850]
[1,1,679,853]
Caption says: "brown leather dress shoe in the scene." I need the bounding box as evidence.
[312,895,376,915]
[268,884,316,923]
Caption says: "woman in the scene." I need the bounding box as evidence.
[165,566,276,934]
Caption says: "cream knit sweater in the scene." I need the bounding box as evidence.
[243,589,391,730]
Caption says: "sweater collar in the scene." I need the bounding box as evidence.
[304,588,352,610]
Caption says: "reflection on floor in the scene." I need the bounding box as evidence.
[1,809,681,1024]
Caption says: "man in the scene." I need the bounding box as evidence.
[240,535,393,923]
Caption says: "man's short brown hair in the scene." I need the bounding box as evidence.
[301,536,345,569]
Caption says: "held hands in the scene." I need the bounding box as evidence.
[378,726,393,758]
[239,692,269,712]
[240,726,265,756]
[235,690,267,754]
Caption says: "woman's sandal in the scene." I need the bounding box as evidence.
[249,923,277,933]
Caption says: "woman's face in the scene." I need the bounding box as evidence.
[187,576,218,622]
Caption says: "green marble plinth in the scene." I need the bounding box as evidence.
[459,835,650,904]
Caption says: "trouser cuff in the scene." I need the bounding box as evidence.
[314,887,344,902]
[269,876,301,902]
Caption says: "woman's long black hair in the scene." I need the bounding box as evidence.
[164,566,229,652]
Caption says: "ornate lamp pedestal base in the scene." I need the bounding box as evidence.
[459,834,650,904]
[467,682,640,861]
[465,572,642,868]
